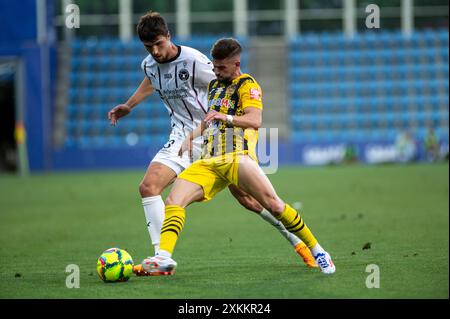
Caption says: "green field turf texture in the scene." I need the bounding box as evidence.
[0,164,448,298]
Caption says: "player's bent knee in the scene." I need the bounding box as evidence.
[139,181,163,197]
[265,198,285,216]
[164,193,183,207]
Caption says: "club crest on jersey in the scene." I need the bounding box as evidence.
[178,68,190,81]
[226,85,237,95]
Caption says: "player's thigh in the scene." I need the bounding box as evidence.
[237,156,283,212]
[140,161,178,195]
[165,178,204,208]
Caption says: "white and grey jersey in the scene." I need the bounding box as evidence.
[141,45,215,134]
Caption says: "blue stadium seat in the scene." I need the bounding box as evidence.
[66,37,253,148]
[288,28,449,144]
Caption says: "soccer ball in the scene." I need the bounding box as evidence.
[96,248,134,282]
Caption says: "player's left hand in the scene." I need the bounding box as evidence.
[204,110,227,124]
[178,134,193,160]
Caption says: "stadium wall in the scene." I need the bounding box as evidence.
[49,139,448,171]
[2,3,447,172]
[0,0,57,171]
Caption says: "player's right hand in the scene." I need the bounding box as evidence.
[108,104,131,126]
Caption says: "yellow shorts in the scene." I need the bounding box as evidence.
[178,153,243,202]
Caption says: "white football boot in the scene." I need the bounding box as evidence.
[314,251,336,274]
[141,255,177,276]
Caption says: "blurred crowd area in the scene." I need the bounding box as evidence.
[0,0,448,172]
[54,0,449,38]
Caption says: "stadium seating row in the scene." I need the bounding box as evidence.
[292,111,448,127]
[288,28,449,144]
[290,63,448,78]
[291,95,449,112]
[65,118,170,134]
[70,63,448,85]
[290,29,448,51]
[64,37,248,148]
[289,48,447,67]
[291,126,448,144]
[67,103,170,118]
[71,36,241,54]
[64,30,448,148]
[290,78,448,92]
[64,134,168,148]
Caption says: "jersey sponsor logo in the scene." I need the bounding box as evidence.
[178,68,190,81]
[221,98,236,109]
[162,88,189,99]
[208,98,236,110]
[250,88,262,100]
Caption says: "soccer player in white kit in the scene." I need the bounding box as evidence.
[107,12,317,275]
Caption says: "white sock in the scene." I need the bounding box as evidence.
[157,250,172,258]
[259,209,302,247]
[142,195,165,255]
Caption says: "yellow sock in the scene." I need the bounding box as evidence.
[276,204,318,249]
[159,205,186,255]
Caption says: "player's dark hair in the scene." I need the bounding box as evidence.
[211,38,242,60]
[137,11,169,42]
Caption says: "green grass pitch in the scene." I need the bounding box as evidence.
[0,163,448,298]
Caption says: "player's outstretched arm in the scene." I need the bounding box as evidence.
[108,77,155,126]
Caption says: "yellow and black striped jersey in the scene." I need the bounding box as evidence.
[202,73,263,159]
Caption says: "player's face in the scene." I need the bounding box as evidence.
[212,57,240,82]
[142,35,172,63]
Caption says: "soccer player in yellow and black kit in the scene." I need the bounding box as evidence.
[141,38,336,275]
